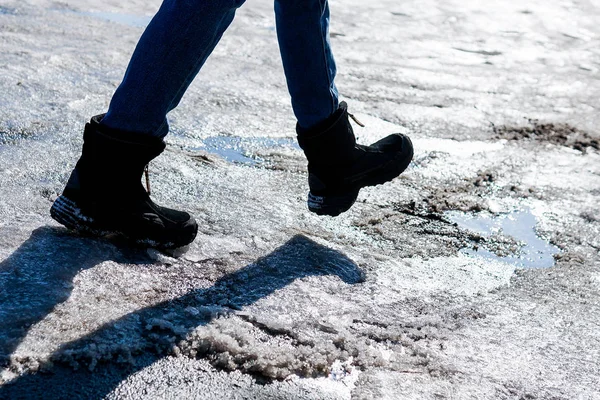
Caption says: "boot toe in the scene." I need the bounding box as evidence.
[368,133,413,155]
[141,204,199,248]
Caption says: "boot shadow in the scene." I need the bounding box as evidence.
[0,234,364,399]
[0,226,154,370]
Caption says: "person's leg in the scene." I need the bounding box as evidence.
[102,0,247,138]
[274,0,338,129]
[52,0,247,248]
[275,0,414,217]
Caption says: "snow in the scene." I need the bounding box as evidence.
[1,0,600,398]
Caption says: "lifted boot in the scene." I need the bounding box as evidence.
[297,102,413,217]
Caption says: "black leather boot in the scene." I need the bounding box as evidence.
[297,102,413,216]
[50,115,198,248]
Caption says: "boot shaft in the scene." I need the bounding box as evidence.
[64,115,166,202]
[296,102,356,166]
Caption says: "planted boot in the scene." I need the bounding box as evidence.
[297,102,413,217]
[50,115,198,248]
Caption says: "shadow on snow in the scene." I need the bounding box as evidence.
[0,227,364,399]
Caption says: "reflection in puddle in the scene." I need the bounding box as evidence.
[446,209,560,268]
[72,11,152,27]
[196,136,300,165]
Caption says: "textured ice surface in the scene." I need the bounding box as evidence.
[1,0,600,399]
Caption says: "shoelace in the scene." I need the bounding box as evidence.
[348,111,365,127]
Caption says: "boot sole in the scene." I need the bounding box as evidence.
[308,136,414,217]
[50,196,196,249]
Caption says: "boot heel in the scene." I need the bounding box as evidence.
[50,196,108,236]
[307,190,359,217]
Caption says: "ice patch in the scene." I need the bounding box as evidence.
[413,137,505,157]
[193,136,300,166]
[70,11,152,27]
[347,113,410,140]
[375,255,515,299]
[446,209,560,268]
[342,113,504,157]
[183,234,250,263]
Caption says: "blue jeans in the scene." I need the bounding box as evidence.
[102,0,339,137]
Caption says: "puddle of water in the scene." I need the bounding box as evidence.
[196,136,299,165]
[0,6,17,15]
[71,11,152,27]
[445,209,560,268]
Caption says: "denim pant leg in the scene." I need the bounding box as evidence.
[275,0,339,129]
[102,0,246,138]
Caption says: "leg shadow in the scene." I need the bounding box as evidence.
[0,234,364,399]
[0,226,153,371]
